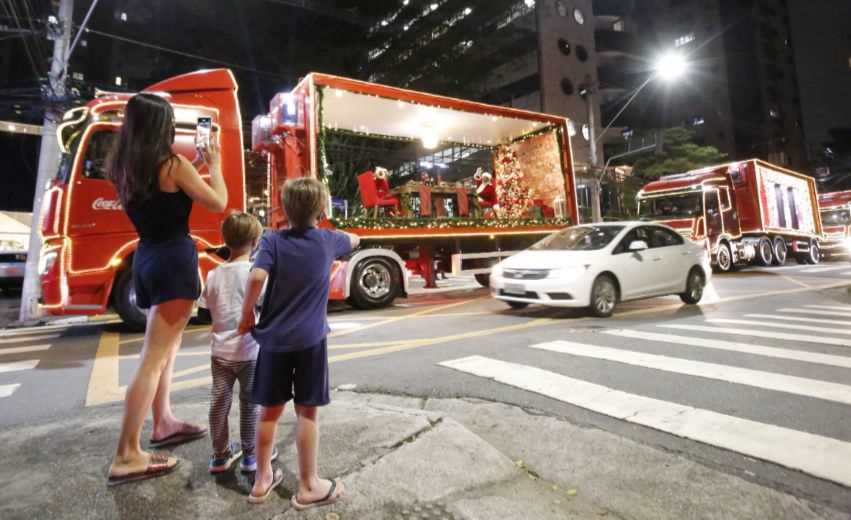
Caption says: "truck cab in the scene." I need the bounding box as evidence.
[40,69,246,328]
[818,190,851,260]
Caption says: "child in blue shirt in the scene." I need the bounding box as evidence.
[238,177,358,508]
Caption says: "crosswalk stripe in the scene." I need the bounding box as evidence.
[439,355,851,488]
[0,344,51,356]
[0,359,39,374]
[777,308,851,318]
[604,329,851,368]
[804,304,851,311]
[745,313,851,326]
[659,324,851,347]
[706,318,851,336]
[800,265,851,274]
[0,384,20,398]
[530,341,851,405]
[0,333,61,345]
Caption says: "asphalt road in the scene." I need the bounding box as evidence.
[2,261,851,511]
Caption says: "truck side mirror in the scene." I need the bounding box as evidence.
[629,240,648,252]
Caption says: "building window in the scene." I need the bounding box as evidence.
[576,45,589,62]
[674,32,695,48]
[573,8,585,25]
[557,38,571,55]
[561,78,575,95]
[613,19,625,32]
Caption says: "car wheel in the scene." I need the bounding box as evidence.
[505,301,529,310]
[772,237,787,265]
[756,237,774,266]
[348,257,401,309]
[713,241,734,273]
[589,274,617,318]
[474,274,490,287]
[679,267,705,304]
[113,267,147,332]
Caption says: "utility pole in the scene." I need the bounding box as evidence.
[581,84,603,223]
[20,0,74,322]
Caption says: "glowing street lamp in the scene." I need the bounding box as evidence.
[654,51,688,82]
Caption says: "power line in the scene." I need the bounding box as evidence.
[0,0,42,78]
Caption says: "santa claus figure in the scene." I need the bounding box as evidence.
[374,166,391,198]
[473,167,484,188]
[476,172,498,211]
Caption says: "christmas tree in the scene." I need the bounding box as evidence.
[494,146,533,218]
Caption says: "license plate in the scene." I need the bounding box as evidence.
[504,283,526,296]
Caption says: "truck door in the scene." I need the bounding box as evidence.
[704,189,722,246]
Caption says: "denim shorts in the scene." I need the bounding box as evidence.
[251,340,330,407]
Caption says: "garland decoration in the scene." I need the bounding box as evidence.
[494,146,533,219]
[330,216,570,231]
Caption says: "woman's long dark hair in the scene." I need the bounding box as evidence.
[107,93,176,208]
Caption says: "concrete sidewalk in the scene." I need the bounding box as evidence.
[0,390,844,520]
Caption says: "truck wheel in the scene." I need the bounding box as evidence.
[805,240,821,265]
[713,242,734,273]
[113,268,147,332]
[474,274,490,287]
[589,274,617,318]
[772,237,787,265]
[679,267,705,304]
[349,257,401,309]
[756,237,774,266]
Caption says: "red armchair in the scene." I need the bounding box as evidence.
[358,171,400,218]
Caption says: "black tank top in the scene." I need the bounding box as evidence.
[127,165,193,243]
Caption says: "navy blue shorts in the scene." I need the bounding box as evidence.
[133,236,200,309]
[252,340,330,407]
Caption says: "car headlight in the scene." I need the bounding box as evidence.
[547,266,587,280]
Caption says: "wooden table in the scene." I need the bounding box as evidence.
[391,182,476,217]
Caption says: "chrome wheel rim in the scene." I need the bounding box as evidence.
[689,273,704,300]
[594,281,616,314]
[359,263,392,300]
[760,241,772,262]
[775,241,787,263]
[717,246,731,271]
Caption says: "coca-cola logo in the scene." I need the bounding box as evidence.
[92,197,123,211]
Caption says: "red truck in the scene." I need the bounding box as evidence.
[636,159,823,272]
[39,69,578,329]
[818,190,851,260]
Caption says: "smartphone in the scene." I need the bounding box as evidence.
[195,117,212,149]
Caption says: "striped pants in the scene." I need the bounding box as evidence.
[209,356,258,457]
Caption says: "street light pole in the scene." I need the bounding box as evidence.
[20,0,74,322]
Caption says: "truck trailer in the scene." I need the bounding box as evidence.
[39,69,579,329]
[636,159,822,272]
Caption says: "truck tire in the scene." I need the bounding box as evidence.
[589,274,618,318]
[756,237,774,266]
[713,241,734,273]
[679,267,705,304]
[474,274,490,287]
[805,240,821,265]
[113,267,147,332]
[348,257,401,309]
[772,237,787,265]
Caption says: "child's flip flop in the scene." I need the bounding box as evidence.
[290,478,345,511]
[247,468,284,504]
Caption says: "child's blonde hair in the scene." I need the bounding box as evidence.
[282,177,327,230]
[221,212,262,251]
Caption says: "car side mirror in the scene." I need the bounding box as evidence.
[629,240,648,252]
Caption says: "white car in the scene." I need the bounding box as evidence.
[490,222,711,317]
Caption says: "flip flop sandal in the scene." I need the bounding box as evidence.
[107,452,179,487]
[149,424,208,448]
[290,478,344,511]
[247,468,284,504]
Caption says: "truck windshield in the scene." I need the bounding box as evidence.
[638,193,703,220]
[530,225,625,251]
[821,209,851,226]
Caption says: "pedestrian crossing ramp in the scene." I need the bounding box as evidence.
[439,303,851,489]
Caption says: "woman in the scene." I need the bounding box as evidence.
[106,93,228,485]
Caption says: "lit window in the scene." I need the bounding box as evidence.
[573,8,584,25]
[769,108,780,119]
[115,76,123,86]
[674,33,695,47]
[72,72,84,81]
[464,7,472,15]
[119,12,127,22]
[581,124,590,141]
[524,0,535,7]
[613,20,625,32]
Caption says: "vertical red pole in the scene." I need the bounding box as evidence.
[420,243,437,289]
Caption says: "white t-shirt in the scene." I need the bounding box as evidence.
[198,261,259,362]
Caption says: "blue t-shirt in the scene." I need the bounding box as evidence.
[251,228,352,352]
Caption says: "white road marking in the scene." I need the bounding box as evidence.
[745,313,851,326]
[777,308,851,318]
[659,324,851,347]
[0,359,39,374]
[0,333,61,345]
[530,341,851,405]
[799,265,851,274]
[0,384,20,398]
[0,344,52,356]
[438,355,851,488]
[706,318,851,336]
[604,329,851,368]
[804,304,851,311]
[328,322,364,331]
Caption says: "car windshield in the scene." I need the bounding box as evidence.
[531,226,625,251]
[638,193,703,220]
[821,209,851,226]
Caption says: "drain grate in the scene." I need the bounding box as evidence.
[387,501,457,520]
